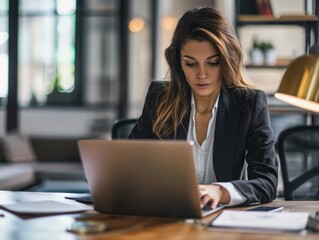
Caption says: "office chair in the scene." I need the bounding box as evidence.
[277,125,319,200]
[111,118,138,139]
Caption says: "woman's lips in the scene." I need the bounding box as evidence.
[197,83,209,88]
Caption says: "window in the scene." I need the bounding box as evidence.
[80,0,120,107]
[127,0,152,117]
[19,0,76,106]
[0,0,122,109]
[0,0,8,103]
[2,0,128,135]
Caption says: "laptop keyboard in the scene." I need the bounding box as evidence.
[201,204,223,217]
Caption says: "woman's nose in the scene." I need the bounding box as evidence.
[197,66,207,79]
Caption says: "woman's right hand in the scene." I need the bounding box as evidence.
[198,184,230,209]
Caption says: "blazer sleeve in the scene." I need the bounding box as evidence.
[231,90,278,206]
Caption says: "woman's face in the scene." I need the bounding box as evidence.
[180,40,222,99]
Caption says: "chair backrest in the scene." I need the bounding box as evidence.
[112,118,138,139]
[277,125,319,200]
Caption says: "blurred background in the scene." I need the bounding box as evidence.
[0,0,318,139]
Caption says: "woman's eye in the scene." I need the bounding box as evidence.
[208,61,220,66]
[185,62,196,67]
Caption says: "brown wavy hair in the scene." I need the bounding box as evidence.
[153,6,252,138]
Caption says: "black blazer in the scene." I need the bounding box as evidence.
[129,81,278,206]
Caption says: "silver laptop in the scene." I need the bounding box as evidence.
[78,140,223,218]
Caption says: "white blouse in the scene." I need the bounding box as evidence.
[187,93,246,206]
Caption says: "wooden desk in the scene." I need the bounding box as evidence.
[0,191,318,240]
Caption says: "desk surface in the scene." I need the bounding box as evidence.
[0,191,318,240]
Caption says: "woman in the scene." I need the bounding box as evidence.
[129,6,278,209]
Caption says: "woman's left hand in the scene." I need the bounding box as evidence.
[198,184,230,209]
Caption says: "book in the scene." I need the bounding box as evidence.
[211,210,309,232]
[256,0,273,16]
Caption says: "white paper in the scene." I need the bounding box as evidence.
[2,200,92,215]
[212,210,309,231]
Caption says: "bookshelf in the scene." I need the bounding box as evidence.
[235,0,318,81]
[235,0,318,133]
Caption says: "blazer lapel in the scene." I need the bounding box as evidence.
[214,88,241,182]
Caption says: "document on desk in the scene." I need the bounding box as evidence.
[211,210,309,231]
[1,200,92,215]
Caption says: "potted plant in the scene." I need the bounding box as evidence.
[259,41,276,65]
[250,38,264,65]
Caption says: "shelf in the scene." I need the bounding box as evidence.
[237,15,318,25]
[245,64,287,69]
[246,58,292,69]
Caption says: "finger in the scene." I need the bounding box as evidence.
[198,189,207,196]
[210,197,219,209]
[198,187,207,197]
[200,195,211,208]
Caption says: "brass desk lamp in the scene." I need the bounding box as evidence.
[274,54,319,113]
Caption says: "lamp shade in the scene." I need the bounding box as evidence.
[274,55,319,113]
